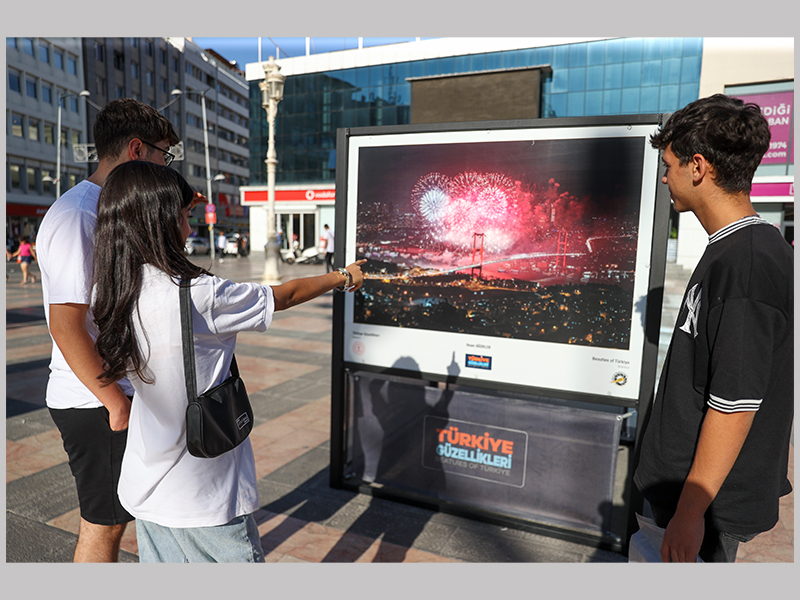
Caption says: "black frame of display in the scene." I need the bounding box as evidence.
[330,115,671,554]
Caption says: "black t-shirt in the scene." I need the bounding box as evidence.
[635,217,793,535]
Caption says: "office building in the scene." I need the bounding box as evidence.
[242,37,793,272]
[6,37,88,239]
[6,36,251,242]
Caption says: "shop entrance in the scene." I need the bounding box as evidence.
[279,212,318,251]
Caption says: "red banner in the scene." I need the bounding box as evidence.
[242,188,336,205]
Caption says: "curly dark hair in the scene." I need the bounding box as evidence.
[92,161,209,385]
[650,94,771,194]
[93,98,180,161]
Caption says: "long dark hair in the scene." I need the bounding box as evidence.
[92,161,209,385]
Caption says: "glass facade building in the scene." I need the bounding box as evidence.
[249,37,703,186]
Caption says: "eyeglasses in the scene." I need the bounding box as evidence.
[141,140,175,167]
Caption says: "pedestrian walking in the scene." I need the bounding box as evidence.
[9,236,37,284]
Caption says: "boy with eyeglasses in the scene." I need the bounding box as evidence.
[36,98,180,562]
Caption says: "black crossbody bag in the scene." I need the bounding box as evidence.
[180,280,254,458]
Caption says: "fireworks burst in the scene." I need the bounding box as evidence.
[413,171,523,253]
[411,173,451,222]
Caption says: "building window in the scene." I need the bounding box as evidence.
[27,167,37,192]
[161,77,168,93]
[44,123,55,145]
[28,119,40,141]
[7,37,17,50]
[11,113,24,137]
[132,63,140,79]
[70,96,79,112]
[146,40,153,56]
[146,70,154,87]
[23,38,34,56]
[116,85,125,99]
[39,41,49,63]
[72,131,81,147]
[42,83,52,104]
[26,77,37,99]
[54,49,64,69]
[10,165,22,190]
[131,38,138,48]
[8,68,21,93]
[96,76,106,96]
[68,55,77,75]
[173,57,180,72]
[114,51,125,70]
[160,49,167,65]
[95,41,105,62]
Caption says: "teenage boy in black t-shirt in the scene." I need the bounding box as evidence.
[633,94,793,563]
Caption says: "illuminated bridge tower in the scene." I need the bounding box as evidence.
[471,232,485,279]
[556,229,568,271]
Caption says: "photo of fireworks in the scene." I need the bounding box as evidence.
[353,135,646,350]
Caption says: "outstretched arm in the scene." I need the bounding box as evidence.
[271,259,366,311]
[660,407,755,562]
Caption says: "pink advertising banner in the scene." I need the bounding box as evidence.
[734,91,794,165]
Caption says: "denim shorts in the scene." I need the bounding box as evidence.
[136,514,265,563]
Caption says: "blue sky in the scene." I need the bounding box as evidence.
[191,37,431,69]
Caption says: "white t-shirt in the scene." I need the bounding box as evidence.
[322,228,334,253]
[37,180,134,409]
[118,265,274,528]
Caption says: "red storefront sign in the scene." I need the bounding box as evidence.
[6,203,51,217]
[242,188,336,205]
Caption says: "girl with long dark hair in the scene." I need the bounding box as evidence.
[92,161,364,562]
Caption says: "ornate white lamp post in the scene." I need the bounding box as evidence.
[259,56,286,285]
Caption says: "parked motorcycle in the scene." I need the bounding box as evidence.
[280,246,324,264]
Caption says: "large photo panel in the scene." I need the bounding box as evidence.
[341,121,663,402]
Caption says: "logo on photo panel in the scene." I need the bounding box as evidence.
[465,354,492,370]
[422,416,527,488]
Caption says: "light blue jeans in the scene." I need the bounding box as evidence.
[136,514,265,563]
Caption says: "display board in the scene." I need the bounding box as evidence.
[338,117,665,405]
[330,115,670,551]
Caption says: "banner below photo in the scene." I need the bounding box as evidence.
[345,371,623,539]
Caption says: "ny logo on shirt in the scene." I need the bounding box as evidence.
[679,283,701,338]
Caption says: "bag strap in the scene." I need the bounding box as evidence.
[179,278,239,403]
[179,279,198,403]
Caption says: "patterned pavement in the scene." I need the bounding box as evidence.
[5,253,793,564]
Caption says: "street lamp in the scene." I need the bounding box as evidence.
[211,172,226,231]
[168,88,219,260]
[259,56,286,284]
[56,89,90,198]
